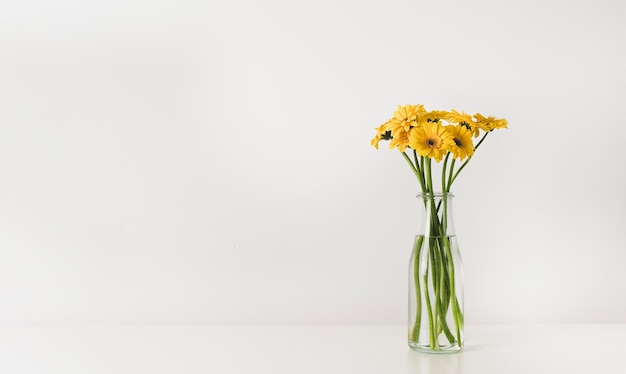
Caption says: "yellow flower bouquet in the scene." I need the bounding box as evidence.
[371,104,507,353]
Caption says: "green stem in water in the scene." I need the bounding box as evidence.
[410,236,424,342]
[423,263,436,349]
[430,242,439,349]
[442,236,462,347]
[435,240,456,344]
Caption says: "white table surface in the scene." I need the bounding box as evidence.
[1,324,624,373]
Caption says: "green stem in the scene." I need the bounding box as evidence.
[414,151,428,195]
[442,191,449,238]
[457,300,465,328]
[402,152,427,194]
[446,159,456,194]
[425,158,434,196]
[474,130,490,149]
[443,236,462,347]
[448,132,490,190]
[442,153,450,194]
[430,242,439,349]
[421,157,429,194]
[425,160,441,238]
[435,241,456,344]
[423,266,436,349]
[435,239,455,343]
[410,236,424,342]
[423,182,443,349]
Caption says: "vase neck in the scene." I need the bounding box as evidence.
[417,192,454,200]
[415,192,455,237]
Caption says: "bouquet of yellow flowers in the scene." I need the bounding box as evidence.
[372,104,507,353]
[371,104,507,194]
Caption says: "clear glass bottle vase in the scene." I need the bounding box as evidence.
[408,192,464,353]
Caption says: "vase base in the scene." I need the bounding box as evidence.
[408,341,462,354]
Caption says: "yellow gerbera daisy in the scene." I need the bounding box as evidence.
[389,129,410,151]
[491,118,508,130]
[421,110,450,124]
[445,125,475,160]
[447,109,479,135]
[370,122,390,149]
[473,113,508,133]
[387,104,422,137]
[448,110,473,125]
[408,122,454,162]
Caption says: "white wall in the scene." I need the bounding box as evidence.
[0,0,624,325]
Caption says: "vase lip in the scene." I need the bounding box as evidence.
[416,192,454,198]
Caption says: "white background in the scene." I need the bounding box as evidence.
[0,0,624,325]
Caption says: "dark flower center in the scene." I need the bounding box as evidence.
[427,139,435,146]
[454,138,463,146]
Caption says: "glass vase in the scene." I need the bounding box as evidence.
[408,192,464,353]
